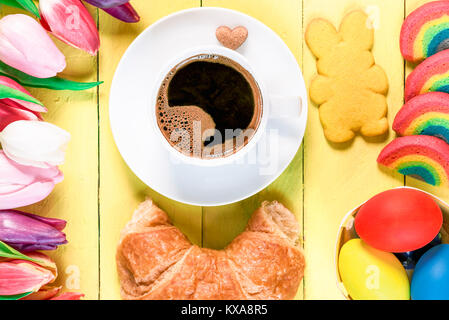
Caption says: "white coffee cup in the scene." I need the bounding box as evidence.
[149,45,303,167]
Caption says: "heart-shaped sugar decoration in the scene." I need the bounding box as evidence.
[216,26,248,50]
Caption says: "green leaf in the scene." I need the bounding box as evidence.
[0,292,32,300]
[0,83,43,105]
[15,0,39,18]
[0,61,103,91]
[0,241,41,264]
[0,0,40,18]
[0,0,23,10]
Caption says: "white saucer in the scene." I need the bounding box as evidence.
[110,7,308,206]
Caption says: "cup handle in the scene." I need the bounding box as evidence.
[269,95,303,118]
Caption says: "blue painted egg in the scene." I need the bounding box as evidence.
[411,244,449,300]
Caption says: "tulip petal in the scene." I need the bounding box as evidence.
[84,0,129,9]
[0,260,55,295]
[24,251,57,273]
[0,14,66,78]
[0,150,63,186]
[0,76,46,112]
[0,250,57,277]
[0,179,61,210]
[20,286,60,300]
[102,2,140,23]
[0,102,40,132]
[12,243,59,251]
[1,99,45,115]
[0,251,58,274]
[18,211,66,231]
[0,61,103,91]
[0,210,67,252]
[39,0,100,55]
[51,292,84,300]
[0,120,71,168]
[0,150,63,209]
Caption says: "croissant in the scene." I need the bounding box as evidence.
[116,200,305,300]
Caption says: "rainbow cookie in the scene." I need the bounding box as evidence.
[405,49,449,101]
[401,1,449,62]
[378,135,449,187]
[393,92,449,143]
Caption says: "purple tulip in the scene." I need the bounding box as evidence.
[102,3,140,23]
[0,210,67,252]
[83,0,129,9]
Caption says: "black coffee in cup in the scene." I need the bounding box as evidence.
[156,54,262,159]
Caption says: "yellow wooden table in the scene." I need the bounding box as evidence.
[9,0,448,300]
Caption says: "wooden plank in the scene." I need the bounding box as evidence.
[201,0,304,300]
[98,0,202,300]
[404,1,449,201]
[0,5,101,299]
[303,0,405,299]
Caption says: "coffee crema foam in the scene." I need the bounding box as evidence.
[156,54,263,159]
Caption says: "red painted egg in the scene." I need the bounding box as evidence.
[355,189,443,253]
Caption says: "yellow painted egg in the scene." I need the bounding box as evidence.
[338,239,410,300]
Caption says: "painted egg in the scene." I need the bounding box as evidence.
[339,239,410,300]
[412,244,449,300]
[395,234,442,270]
[355,188,443,252]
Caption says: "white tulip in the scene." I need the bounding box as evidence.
[0,120,70,168]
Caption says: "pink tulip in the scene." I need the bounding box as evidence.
[0,260,55,296]
[0,102,41,132]
[21,286,61,300]
[40,0,100,55]
[50,292,84,300]
[0,76,46,131]
[0,14,66,78]
[0,150,63,210]
[21,288,84,300]
[0,76,47,113]
[25,251,58,272]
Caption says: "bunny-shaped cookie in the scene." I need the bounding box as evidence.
[306,11,389,143]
